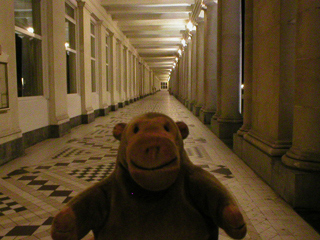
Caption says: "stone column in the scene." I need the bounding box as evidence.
[211,0,242,145]
[97,20,109,116]
[144,65,147,96]
[186,43,192,108]
[237,0,319,209]
[277,0,320,209]
[182,50,187,104]
[118,43,125,107]
[193,18,205,116]
[47,0,70,133]
[142,65,146,97]
[174,66,179,97]
[134,56,138,100]
[78,1,95,121]
[109,33,119,111]
[150,70,154,94]
[178,55,184,102]
[123,47,129,105]
[172,61,180,98]
[128,52,134,103]
[233,0,253,157]
[146,67,150,95]
[282,0,320,171]
[200,0,218,124]
[136,59,141,100]
[190,31,197,112]
[141,63,144,97]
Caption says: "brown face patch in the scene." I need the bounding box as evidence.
[113,113,188,191]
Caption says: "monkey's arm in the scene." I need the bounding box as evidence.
[51,178,112,240]
[186,164,247,239]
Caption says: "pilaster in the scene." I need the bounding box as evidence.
[47,0,70,134]
[78,0,94,123]
[97,20,109,116]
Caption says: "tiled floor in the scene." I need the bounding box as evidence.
[0,91,319,240]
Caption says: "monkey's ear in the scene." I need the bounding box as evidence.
[113,123,127,141]
[176,121,189,139]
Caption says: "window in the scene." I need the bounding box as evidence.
[0,63,9,109]
[161,81,168,90]
[91,21,96,92]
[105,32,110,91]
[15,0,43,97]
[65,2,77,94]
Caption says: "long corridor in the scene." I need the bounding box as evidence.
[0,92,319,240]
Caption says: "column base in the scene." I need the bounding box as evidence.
[81,112,95,124]
[184,99,189,107]
[70,115,82,128]
[193,104,202,116]
[111,104,119,111]
[188,101,195,112]
[98,106,111,116]
[282,148,320,171]
[118,102,125,108]
[242,138,320,210]
[211,118,242,146]
[0,137,24,166]
[199,109,215,124]
[50,121,71,137]
[179,96,185,105]
[233,133,244,158]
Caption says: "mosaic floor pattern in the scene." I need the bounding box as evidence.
[1,91,319,239]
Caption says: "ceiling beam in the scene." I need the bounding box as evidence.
[104,5,193,14]
[117,19,188,27]
[101,0,195,5]
[119,25,185,31]
[112,12,190,21]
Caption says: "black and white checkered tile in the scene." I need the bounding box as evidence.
[69,162,116,183]
[0,217,53,239]
[0,192,27,217]
[0,95,237,239]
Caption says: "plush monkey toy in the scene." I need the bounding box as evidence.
[51,112,246,240]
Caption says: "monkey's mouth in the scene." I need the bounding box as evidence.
[131,157,178,171]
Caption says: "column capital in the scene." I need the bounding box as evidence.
[195,16,204,24]
[96,20,103,25]
[77,0,85,8]
[203,0,218,6]
[109,32,114,37]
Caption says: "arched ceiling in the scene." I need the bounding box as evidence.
[100,0,201,82]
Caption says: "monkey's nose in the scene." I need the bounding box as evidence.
[145,146,160,159]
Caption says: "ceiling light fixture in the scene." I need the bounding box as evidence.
[181,39,187,47]
[27,27,34,33]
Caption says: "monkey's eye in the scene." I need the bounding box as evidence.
[133,126,139,134]
[164,124,170,132]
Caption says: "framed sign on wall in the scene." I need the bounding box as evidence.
[0,62,9,109]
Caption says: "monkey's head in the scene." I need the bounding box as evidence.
[113,113,189,191]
